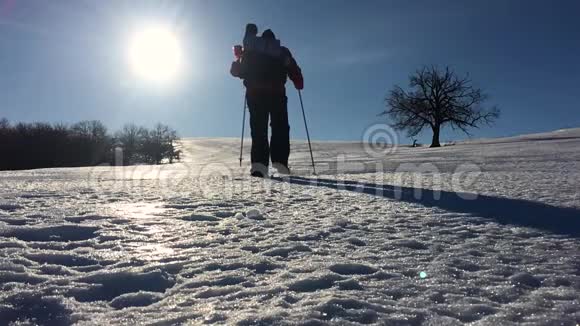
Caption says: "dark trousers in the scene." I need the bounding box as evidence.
[247,93,290,167]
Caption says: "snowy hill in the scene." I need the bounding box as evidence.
[0,129,579,324]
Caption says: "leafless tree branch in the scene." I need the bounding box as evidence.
[382,65,500,147]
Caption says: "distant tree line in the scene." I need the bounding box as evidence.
[0,118,181,171]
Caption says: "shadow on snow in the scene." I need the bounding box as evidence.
[272,176,580,238]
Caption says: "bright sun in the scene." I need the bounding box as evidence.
[128,25,183,83]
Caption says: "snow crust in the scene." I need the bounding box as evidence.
[0,128,579,324]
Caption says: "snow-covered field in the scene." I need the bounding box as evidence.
[1,128,579,325]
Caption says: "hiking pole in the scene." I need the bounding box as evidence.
[239,96,247,167]
[298,90,316,175]
[232,45,247,167]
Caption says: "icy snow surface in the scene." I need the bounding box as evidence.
[1,129,580,325]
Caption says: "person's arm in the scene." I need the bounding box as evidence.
[283,48,303,90]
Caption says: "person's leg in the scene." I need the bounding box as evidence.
[247,95,270,169]
[269,95,290,167]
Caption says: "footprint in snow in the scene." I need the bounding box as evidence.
[0,204,24,212]
[0,225,100,242]
[214,211,235,218]
[109,291,163,310]
[329,263,377,275]
[393,239,429,250]
[262,244,312,258]
[288,274,344,292]
[510,272,542,288]
[181,214,220,222]
[246,209,266,220]
[346,238,367,246]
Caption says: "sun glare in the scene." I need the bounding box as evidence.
[128,24,183,83]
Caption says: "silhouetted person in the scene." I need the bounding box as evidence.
[231,24,303,177]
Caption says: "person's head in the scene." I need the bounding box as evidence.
[245,23,258,36]
[262,29,276,39]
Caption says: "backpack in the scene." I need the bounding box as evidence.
[243,35,283,58]
[242,32,288,85]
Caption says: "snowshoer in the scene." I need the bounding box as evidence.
[230,24,304,178]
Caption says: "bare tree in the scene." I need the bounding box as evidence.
[115,124,146,165]
[141,123,179,164]
[0,118,9,129]
[383,66,500,147]
[72,120,108,139]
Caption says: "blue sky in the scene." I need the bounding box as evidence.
[0,0,579,144]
